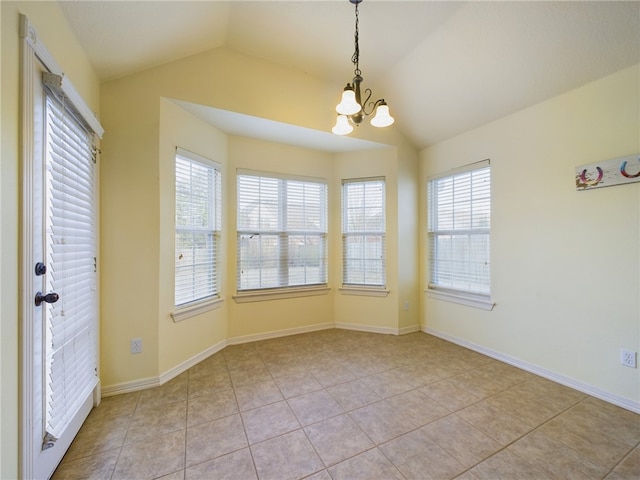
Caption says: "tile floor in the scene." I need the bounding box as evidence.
[52,329,640,480]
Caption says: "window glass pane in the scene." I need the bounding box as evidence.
[342,179,386,287]
[237,173,327,291]
[175,151,220,305]
[428,165,490,296]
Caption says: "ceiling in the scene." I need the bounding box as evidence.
[59,0,640,149]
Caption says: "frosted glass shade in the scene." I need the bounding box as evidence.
[336,89,362,115]
[332,115,353,135]
[370,104,394,128]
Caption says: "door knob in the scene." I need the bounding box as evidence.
[35,291,59,307]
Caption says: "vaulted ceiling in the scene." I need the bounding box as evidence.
[59,1,640,149]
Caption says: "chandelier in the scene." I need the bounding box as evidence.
[332,0,394,135]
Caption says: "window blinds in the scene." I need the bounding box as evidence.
[44,90,98,438]
[237,172,327,291]
[428,165,491,296]
[342,178,386,286]
[175,150,221,306]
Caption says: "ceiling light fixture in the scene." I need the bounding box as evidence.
[332,0,394,135]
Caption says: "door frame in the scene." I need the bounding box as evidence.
[19,14,103,479]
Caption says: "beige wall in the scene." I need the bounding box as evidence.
[157,99,230,375]
[3,3,636,476]
[226,136,336,341]
[332,148,399,332]
[421,65,640,407]
[1,2,101,477]
[100,46,419,390]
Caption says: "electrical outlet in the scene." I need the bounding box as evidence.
[403,300,409,311]
[131,338,143,354]
[621,349,637,368]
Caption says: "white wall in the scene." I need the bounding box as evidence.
[421,65,640,410]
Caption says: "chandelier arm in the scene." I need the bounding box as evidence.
[360,88,375,116]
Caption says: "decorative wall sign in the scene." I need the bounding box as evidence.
[575,154,640,190]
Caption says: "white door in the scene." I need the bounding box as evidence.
[26,60,99,480]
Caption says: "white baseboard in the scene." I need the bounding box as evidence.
[399,324,421,335]
[424,326,640,414]
[101,376,160,397]
[158,339,228,384]
[102,339,228,397]
[335,322,398,335]
[100,321,418,396]
[227,322,334,345]
[336,322,421,336]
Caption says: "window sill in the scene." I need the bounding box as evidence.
[426,288,495,311]
[339,286,389,297]
[171,297,224,322]
[233,286,330,303]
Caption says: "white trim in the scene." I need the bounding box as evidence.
[424,326,640,414]
[19,15,103,138]
[227,323,334,345]
[233,286,330,303]
[176,147,220,169]
[171,297,223,322]
[427,158,490,181]
[158,339,227,384]
[398,324,421,335]
[101,376,161,398]
[339,286,389,297]
[19,19,38,478]
[102,339,229,397]
[335,322,399,336]
[426,288,495,311]
[237,167,328,184]
[342,176,385,185]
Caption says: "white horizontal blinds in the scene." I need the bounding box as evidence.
[428,165,491,295]
[342,179,386,286]
[44,89,98,438]
[175,150,221,306]
[237,172,327,291]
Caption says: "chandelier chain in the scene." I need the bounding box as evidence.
[352,2,360,76]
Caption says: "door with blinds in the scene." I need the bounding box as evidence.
[28,71,100,480]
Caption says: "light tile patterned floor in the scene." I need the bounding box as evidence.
[52,329,640,480]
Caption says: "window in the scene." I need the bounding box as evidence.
[342,178,386,287]
[237,171,327,291]
[427,161,491,306]
[175,149,221,306]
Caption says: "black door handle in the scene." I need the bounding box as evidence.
[35,291,59,307]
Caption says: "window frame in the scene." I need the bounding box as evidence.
[426,160,494,310]
[235,170,328,300]
[340,177,388,294]
[172,148,222,320]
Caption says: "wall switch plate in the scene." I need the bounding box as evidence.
[131,338,143,354]
[621,349,637,368]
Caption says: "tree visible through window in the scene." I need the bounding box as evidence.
[427,163,491,297]
[175,149,221,306]
[237,172,327,291]
[342,178,386,286]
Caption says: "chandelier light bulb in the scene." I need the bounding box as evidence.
[336,86,362,115]
[370,103,394,128]
[332,115,354,135]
